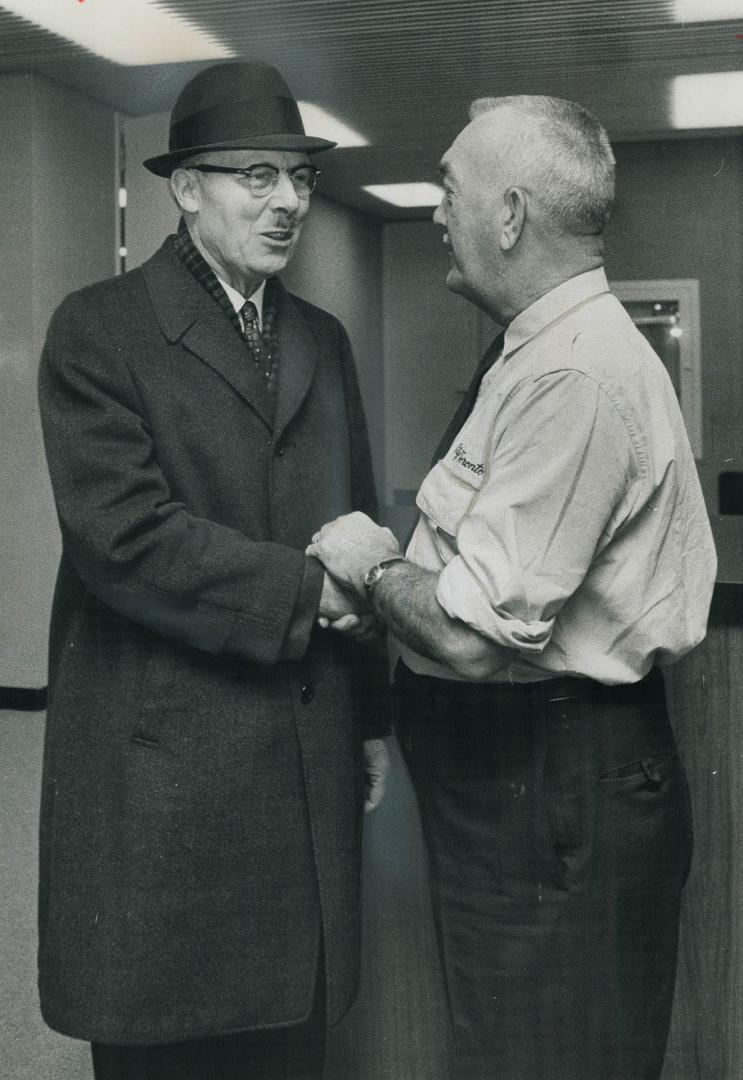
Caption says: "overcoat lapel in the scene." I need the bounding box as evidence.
[272,282,320,444]
[142,239,274,429]
[182,313,274,428]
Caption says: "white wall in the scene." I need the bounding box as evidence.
[122,110,179,266]
[0,73,117,1080]
[282,197,384,491]
[0,75,117,688]
[381,219,497,537]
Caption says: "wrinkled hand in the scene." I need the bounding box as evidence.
[363,738,391,813]
[307,512,400,596]
[317,572,364,630]
[315,572,380,641]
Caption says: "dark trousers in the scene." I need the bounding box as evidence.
[395,661,693,1080]
[91,955,326,1080]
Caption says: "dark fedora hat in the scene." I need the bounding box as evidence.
[143,61,336,177]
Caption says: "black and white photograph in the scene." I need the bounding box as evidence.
[1,2,741,1078]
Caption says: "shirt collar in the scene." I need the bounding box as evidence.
[218,276,267,328]
[503,266,610,360]
[173,218,267,330]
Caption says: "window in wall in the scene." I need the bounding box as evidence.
[610,279,702,457]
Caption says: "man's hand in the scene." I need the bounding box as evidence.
[318,571,363,629]
[363,738,391,813]
[307,512,400,596]
[316,572,384,640]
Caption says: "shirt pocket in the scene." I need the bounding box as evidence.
[417,458,483,560]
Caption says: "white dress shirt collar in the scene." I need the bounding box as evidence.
[217,276,267,330]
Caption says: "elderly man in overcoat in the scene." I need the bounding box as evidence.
[37,62,388,1080]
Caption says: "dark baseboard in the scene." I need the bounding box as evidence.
[0,686,48,712]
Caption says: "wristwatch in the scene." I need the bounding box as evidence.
[363,556,407,598]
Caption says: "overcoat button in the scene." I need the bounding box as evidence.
[300,682,315,704]
[275,444,286,457]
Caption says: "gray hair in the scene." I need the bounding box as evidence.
[469,95,615,235]
[168,152,216,207]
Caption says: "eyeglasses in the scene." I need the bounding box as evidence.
[187,163,321,198]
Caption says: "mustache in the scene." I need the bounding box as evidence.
[269,215,298,230]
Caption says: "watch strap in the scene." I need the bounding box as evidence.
[364,555,407,597]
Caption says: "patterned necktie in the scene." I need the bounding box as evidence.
[240,300,277,390]
[430,331,505,465]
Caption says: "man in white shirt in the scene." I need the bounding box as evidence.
[308,95,716,1080]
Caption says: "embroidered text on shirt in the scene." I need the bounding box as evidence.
[453,443,485,476]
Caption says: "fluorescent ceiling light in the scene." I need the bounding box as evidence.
[671,71,743,128]
[1,0,234,65]
[673,0,743,20]
[297,103,367,148]
[363,183,444,208]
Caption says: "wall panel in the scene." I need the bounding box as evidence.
[606,138,743,582]
[0,75,116,687]
[1,73,116,1080]
[662,584,743,1080]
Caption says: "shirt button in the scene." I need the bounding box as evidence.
[300,682,315,705]
[275,444,286,458]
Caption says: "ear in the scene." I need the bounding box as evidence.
[169,167,202,215]
[499,186,527,250]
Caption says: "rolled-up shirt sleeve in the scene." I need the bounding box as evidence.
[436,369,637,653]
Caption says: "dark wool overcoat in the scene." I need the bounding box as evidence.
[37,238,388,1046]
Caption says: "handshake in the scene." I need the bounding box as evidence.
[306,511,402,638]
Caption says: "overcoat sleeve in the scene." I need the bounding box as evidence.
[38,292,323,666]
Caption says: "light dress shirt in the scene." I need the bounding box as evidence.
[218,276,266,330]
[399,267,716,685]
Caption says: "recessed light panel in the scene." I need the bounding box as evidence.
[297,103,368,148]
[673,0,743,20]
[363,183,444,208]
[671,71,743,128]
[1,0,234,65]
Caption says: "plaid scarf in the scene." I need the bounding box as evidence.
[173,219,279,393]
